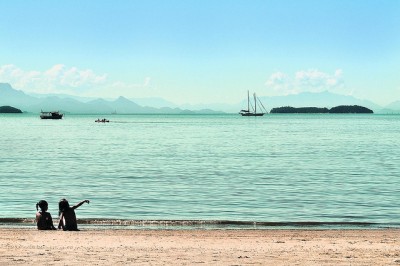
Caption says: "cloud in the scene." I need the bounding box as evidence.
[0,64,155,98]
[265,71,296,94]
[0,64,107,94]
[109,77,151,90]
[295,69,343,89]
[44,64,65,79]
[265,71,288,87]
[265,69,344,95]
[0,65,40,89]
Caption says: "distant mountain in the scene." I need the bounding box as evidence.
[130,97,178,109]
[0,83,40,108]
[257,91,382,112]
[0,83,223,114]
[384,101,400,113]
[177,91,384,113]
[26,96,96,113]
[27,92,98,103]
[2,82,396,114]
[112,96,146,113]
[180,102,240,113]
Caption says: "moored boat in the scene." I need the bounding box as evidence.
[40,111,63,119]
[239,91,267,116]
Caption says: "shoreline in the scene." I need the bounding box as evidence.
[1,228,399,265]
[1,218,400,231]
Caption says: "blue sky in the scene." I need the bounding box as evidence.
[0,0,399,105]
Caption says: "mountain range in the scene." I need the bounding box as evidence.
[0,83,222,114]
[0,83,398,114]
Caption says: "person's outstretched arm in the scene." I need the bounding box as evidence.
[72,200,90,210]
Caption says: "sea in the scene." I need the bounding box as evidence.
[1,113,399,229]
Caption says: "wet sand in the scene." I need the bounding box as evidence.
[0,228,399,265]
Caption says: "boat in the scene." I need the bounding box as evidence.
[40,110,63,119]
[239,91,267,116]
[95,118,110,123]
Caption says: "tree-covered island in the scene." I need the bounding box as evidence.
[270,107,329,113]
[0,106,23,113]
[270,105,373,114]
[329,105,373,113]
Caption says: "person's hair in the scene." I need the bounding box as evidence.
[36,200,48,212]
[58,198,70,216]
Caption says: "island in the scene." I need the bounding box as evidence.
[270,105,373,114]
[0,106,23,113]
[329,105,373,113]
[270,107,329,113]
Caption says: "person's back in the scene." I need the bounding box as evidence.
[35,200,56,230]
[61,207,78,231]
[58,198,89,231]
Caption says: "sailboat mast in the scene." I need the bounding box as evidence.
[247,90,250,112]
[254,93,257,113]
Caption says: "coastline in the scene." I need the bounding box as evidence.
[3,218,400,233]
[2,218,399,230]
[1,228,399,265]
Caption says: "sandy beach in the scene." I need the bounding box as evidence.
[0,228,399,265]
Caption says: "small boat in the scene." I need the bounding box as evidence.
[40,110,63,119]
[239,91,267,116]
[95,118,110,123]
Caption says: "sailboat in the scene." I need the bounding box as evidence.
[239,91,267,116]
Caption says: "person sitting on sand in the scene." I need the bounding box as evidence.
[35,200,56,230]
[58,198,90,231]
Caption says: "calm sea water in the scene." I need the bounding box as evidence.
[1,113,399,228]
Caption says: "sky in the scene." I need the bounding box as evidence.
[0,0,399,105]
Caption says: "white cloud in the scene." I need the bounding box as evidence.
[0,64,107,94]
[295,69,343,89]
[109,77,151,90]
[0,64,155,98]
[265,71,287,87]
[265,71,296,94]
[265,69,344,95]
[143,77,151,87]
[44,64,65,79]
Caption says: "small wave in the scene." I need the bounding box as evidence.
[77,219,381,228]
[0,218,34,223]
[1,218,390,229]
